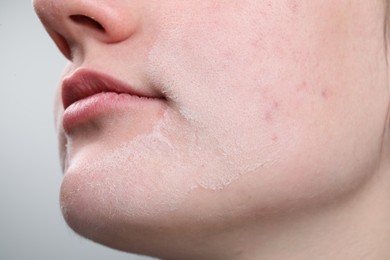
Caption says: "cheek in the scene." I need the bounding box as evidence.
[147,5,309,187]
[147,4,386,216]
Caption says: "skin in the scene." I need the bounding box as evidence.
[34,0,390,259]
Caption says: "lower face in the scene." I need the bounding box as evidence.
[58,0,388,252]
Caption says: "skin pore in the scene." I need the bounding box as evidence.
[34,0,390,259]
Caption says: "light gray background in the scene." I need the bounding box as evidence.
[1,1,154,259]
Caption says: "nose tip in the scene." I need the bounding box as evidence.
[33,0,139,59]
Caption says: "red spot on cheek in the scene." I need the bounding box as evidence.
[272,134,279,143]
[321,89,332,99]
[296,81,308,92]
[272,101,280,109]
[251,39,260,48]
[287,0,300,13]
[263,100,280,123]
[264,111,273,122]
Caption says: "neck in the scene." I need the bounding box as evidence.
[184,167,390,260]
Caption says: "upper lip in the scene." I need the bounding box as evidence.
[61,68,162,110]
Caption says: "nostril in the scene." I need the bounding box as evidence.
[49,31,73,60]
[69,15,105,32]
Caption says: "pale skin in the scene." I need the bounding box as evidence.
[34,0,390,259]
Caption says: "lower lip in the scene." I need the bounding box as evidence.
[62,92,159,133]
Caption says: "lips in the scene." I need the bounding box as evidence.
[61,68,165,131]
[62,68,161,110]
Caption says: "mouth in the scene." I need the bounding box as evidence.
[62,68,163,110]
[61,68,165,132]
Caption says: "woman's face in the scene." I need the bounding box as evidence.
[34,0,389,255]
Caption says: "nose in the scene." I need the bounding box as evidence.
[33,0,139,60]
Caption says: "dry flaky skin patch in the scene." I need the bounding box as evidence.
[61,108,280,221]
